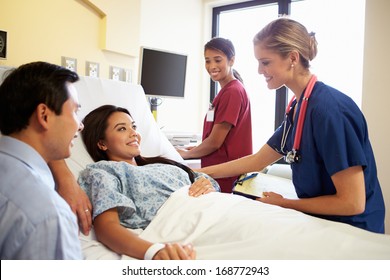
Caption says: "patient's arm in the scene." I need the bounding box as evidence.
[48,159,92,235]
[94,208,196,260]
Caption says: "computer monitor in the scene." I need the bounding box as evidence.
[139,47,187,99]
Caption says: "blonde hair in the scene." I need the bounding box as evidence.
[253,18,318,69]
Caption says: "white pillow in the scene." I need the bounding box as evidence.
[65,76,183,177]
[266,163,292,180]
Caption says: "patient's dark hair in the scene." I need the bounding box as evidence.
[0,61,79,135]
[204,37,243,83]
[81,105,195,182]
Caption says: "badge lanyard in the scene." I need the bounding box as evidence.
[284,75,317,163]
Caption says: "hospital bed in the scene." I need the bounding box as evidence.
[1,67,390,259]
[71,75,390,260]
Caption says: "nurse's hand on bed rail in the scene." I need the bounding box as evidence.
[153,243,196,260]
[189,176,216,197]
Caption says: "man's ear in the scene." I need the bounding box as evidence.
[97,140,107,151]
[35,103,51,129]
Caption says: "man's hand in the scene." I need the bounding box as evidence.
[57,179,92,235]
[49,160,92,235]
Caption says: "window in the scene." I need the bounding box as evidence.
[212,0,290,152]
[291,0,365,107]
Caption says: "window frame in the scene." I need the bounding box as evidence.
[210,0,292,130]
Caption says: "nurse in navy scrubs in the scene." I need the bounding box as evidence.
[199,18,385,234]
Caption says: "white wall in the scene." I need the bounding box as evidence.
[362,0,390,233]
[138,0,207,134]
[138,0,248,134]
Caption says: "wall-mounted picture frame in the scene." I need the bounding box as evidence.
[0,30,7,59]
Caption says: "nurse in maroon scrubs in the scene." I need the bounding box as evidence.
[178,37,253,193]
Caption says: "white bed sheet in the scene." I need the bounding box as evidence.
[141,186,390,259]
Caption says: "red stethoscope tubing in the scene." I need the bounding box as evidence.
[285,75,317,152]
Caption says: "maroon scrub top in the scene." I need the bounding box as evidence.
[201,79,252,193]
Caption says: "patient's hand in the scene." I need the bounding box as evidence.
[189,176,216,197]
[153,243,196,260]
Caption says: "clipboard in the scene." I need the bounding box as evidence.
[232,172,263,199]
[233,172,297,200]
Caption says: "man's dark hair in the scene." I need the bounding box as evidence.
[0,61,79,135]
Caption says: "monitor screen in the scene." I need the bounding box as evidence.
[139,47,187,98]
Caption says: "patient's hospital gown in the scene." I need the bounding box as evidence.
[78,161,219,229]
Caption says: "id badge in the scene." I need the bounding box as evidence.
[206,109,214,122]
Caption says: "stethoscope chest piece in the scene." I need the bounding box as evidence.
[285,149,301,164]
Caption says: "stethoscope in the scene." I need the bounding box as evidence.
[281,75,317,164]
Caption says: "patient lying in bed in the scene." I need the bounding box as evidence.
[78,105,220,260]
[78,105,390,261]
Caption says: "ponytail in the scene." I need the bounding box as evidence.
[233,69,243,84]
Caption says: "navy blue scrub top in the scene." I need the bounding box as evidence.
[267,81,385,233]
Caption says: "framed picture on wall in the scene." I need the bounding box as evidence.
[0,30,7,59]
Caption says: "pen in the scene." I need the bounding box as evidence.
[236,172,258,185]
